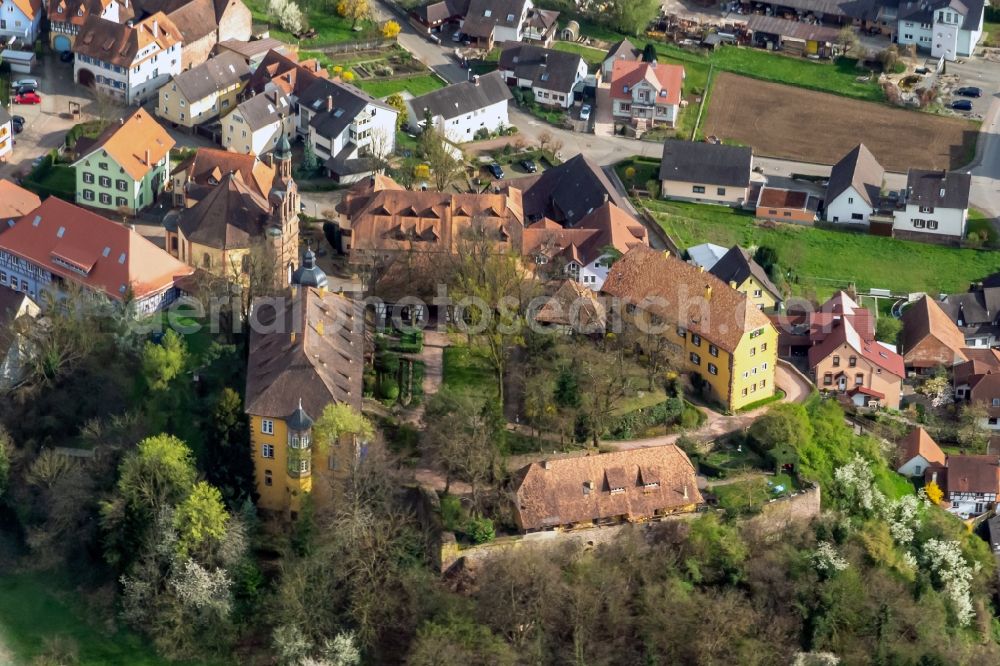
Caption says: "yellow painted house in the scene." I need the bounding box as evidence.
[244,253,365,516]
[156,51,250,129]
[706,245,783,312]
[602,246,778,412]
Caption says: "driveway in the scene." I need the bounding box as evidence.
[0,54,93,180]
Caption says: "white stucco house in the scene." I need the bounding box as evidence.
[824,143,886,226]
[897,0,985,60]
[497,42,587,109]
[222,89,294,157]
[405,71,512,143]
[296,77,398,183]
[73,13,183,104]
[890,168,971,240]
[896,427,946,477]
[609,59,685,129]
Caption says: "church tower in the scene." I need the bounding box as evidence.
[269,134,300,288]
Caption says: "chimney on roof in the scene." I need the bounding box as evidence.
[542,460,551,470]
[473,74,480,86]
[119,117,125,125]
[145,149,150,165]
[152,19,158,38]
[542,53,548,66]
[729,280,737,289]
[705,284,712,301]
[931,470,938,484]
[683,484,689,500]
[326,95,333,112]
[698,264,704,273]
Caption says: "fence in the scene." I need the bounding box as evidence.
[318,38,395,54]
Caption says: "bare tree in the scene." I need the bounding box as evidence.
[421,125,466,192]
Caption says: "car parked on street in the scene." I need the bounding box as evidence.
[955,86,983,97]
[13,92,41,105]
[15,85,36,97]
[59,51,74,63]
[10,78,38,89]
[951,99,973,111]
[580,104,592,121]
[487,162,504,179]
[520,159,537,173]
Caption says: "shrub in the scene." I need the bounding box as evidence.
[466,516,495,544]
[379,378,400,401]
[363,371,376,396]
[377,350,400,374]
[440,494,463,532]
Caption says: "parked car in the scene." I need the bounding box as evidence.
[10,78,38,89]
[13,92,41,105]
[580,104,592,121]
[11,119,23,133]
[520,159,537,173]
[955,86,983,98]
[12,115,25,125]
[59,50,74,63]
[951,99,973,111]
[451,31,462,42]
[487,163,504,179]
[15,85,36,97]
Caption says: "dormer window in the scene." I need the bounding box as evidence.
[484,9,491,16]
[507,13,514,21]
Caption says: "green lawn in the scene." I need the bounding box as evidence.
[442,345,495,398]
[615,157,662,191]
[568,15,884,104]
[244,0,377,46]
[983,21,1000,47]
[356,74,447,98]
[551,41,608,67]
[645,199,1000,298]
[0,574,176,665]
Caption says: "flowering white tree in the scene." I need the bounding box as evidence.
[885,494,920,545]
[812,541,849,575]
[834,454,887,516]
[267,0,307,34]
[922,539,978,626]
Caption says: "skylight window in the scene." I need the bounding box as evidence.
[102,246,111,257]
[506,13,514,21]
[540,72,549,81]
[118,252,127,264]
[333,108,345,117]
[56,226,65,238]
[32,215,41,227]
[484,9,492,16]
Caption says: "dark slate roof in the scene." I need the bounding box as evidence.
[520,153,628,226]
[171,51,250,102]
[604,38,639,63]
[938,287,1000,329]
[300,78,390,140]
[498,41,584,94]
[462,0,528,38]
[408,70,511,122]
[898,0,984,31]
[658,139,752,188]
[292,248,328,289]
[413,0,469,24]
[177,172,272,250]
[235,89,293,130]
[826,143,884,207]
[708,245,782,303]
[905,169,971,210]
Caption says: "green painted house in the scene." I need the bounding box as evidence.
[72,108,176,214]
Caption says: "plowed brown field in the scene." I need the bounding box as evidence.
[703,72,979,171]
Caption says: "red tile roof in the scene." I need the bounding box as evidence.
[1,198,192,301]
[610,59,684,105]
[0,180,41,220]
[808,316,905,378]
[898,427,946,467]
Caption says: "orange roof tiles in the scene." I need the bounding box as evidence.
[0,180,41,220]
[601,245,774,353]
[0,197,192,301]
[898,427,946,467]
[610,59,684,105]
[75,108,175,181]
[513,445,702,530]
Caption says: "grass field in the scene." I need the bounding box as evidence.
[244,0,377,46]
[0,574,175,665]
[704,72,979,170]
[983,21,1000,47]
[645,199,1000,298]
[551,41,608,67]
[356,74,446,98]
[442,345,495,399]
